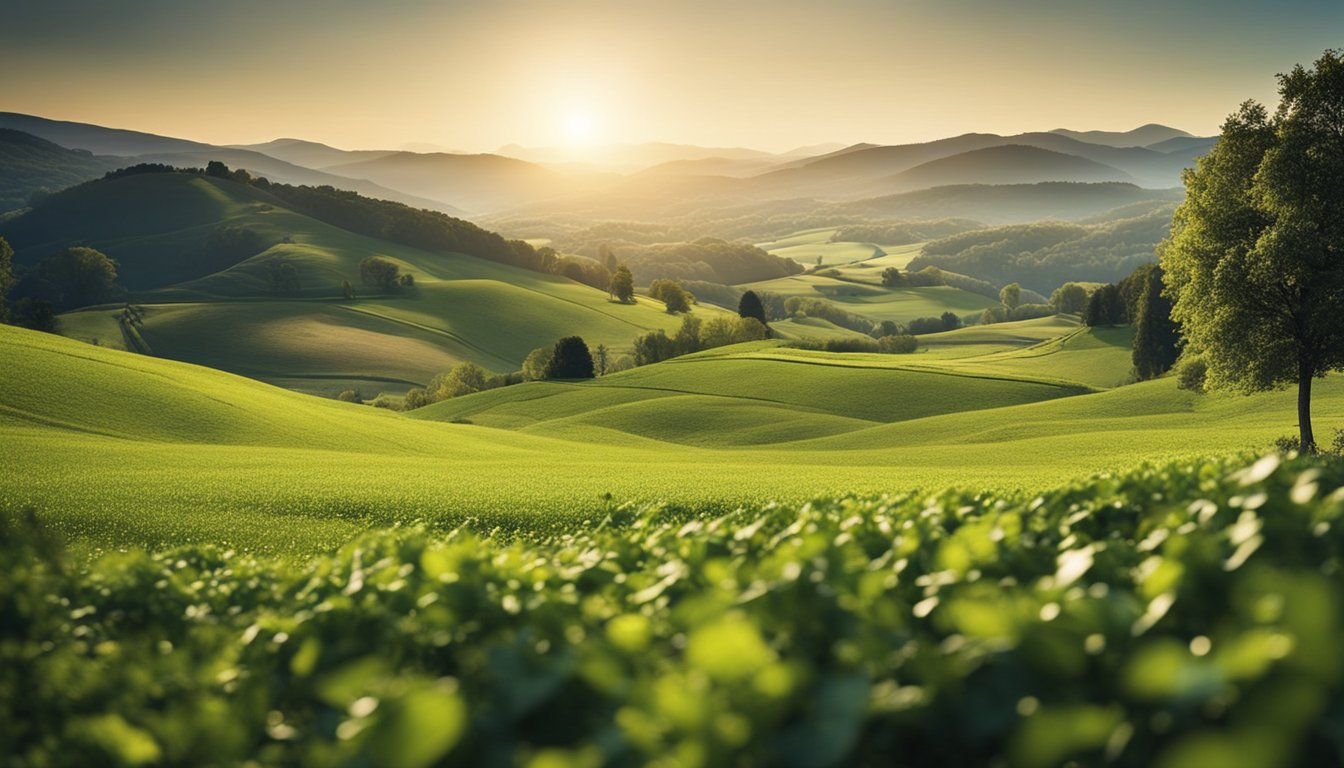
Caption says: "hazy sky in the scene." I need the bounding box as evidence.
[2,0,1340,153]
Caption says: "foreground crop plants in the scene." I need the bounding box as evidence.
[4,454,1344,767]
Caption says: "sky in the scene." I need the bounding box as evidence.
[2,0,1340,154]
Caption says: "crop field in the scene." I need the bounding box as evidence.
[9,453,1344,766]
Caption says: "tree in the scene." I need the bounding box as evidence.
[267,261,301,295]
[359,256,401,292]
[10,298,57,333]
[0,236,13,321]
[1132,266,1180,380]
[633,329,676,366]
[432,362,488,398]
[545,336,595,379]
[940,311,961,331]
[664,286,691,314]
[673,315,703,356]
[1162,51,1344,450]
[880,267,906,287]
[1050,283,1089,315]
[1084,284,1124,326]
[594,344,610,376]
[29,247,120,311]
[999,282,1021,311]
[649,278,692,313]
[341,280,356,300]
[609,265,635,303]
[522,347,554,381]
[737,290,767,324]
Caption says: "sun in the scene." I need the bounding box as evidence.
[564,111,596,144]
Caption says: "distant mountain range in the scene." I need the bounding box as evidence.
[0,112,1214,221]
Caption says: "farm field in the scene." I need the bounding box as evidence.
[5,323,1342,557]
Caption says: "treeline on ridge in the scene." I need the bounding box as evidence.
[907,207,1174,294]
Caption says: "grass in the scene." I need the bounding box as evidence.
[34,173,727,394]
[744,273,997,324]
[4,324,1340,555]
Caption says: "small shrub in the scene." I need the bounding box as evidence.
[336,389,362,403]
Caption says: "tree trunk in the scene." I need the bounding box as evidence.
[1299,355,1316,452]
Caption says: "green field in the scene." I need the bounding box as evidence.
[5,323,1339,557]
[26,173,728,396]
[743,273,997,324]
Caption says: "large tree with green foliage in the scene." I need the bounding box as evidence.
[1161,50,1344,451]
[999,282,1021,311]
[545,336,595,379]
[1132,266,1179,380]
[608,265,635,303]
[30,247,120,311]
[738,290,767,324]
[359,256,401,292]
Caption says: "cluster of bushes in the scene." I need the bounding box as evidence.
[9,454,1344,766]
[880,265,947,288]
[402,337,607,409]
[978,303,1056,325]
[910,209,1172,294]
[632,315,769,366]
[906,312,963,335]
[782,296,874,334]
[0,240,123,331]
[646,278,694,313]
[787,333,918,354]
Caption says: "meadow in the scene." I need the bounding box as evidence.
[5,322,1343,558]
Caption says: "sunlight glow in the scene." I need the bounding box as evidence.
[565,111,595,144]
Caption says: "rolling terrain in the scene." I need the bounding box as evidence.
[3,321,1337,554]
[3,171,727,395]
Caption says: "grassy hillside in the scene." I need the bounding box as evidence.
[4,172,725,394]
[0,129,121,212]
[742,272,997,324]
[5,325,1341,555]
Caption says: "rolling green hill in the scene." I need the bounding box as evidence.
[3,324,1341,553]
[0,129,122,212]
[3,171,727,394]
[742,272,998,324]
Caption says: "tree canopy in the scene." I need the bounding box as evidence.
[545,336,596,379]
[608,265,635,303]
[737,290,767,324]
[1161,50,1344,450]
[0,236,13,321]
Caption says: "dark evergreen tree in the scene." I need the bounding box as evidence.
[1132,266,1181,380]
[738,290,767,324]
[545,336,595,379]
[1084,284,1125,326]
